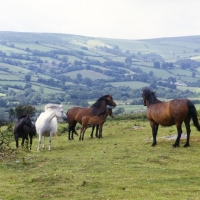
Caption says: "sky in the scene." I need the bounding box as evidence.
[0,0,200,40]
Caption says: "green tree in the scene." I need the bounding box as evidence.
[76,73,83,82]
[192,72,196,77]
[25,74,31,81]
[0,107,5,122]
[9,108,15,122]
[61,56,68,62]
[15,104,36,118]
[153,62,160,68]
[83,77,92,86]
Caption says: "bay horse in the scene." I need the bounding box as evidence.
[67,95,116,140]
[36,103,67,151]
[79,108,113,140]
[90,105,114,138]
[142,88,200,147]
[14,114,36,150]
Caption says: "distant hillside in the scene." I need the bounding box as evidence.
[0,31,200,109]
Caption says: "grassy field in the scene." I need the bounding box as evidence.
[1,118,200,200]
[109,81,148,89]
[64,70,113,80]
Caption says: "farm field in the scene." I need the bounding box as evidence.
[64,69,113,80]
[109,81,148,89]
[1,119,200,199]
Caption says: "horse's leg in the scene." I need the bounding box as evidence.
[79,128,83,141]
[21,137,25,147]
[16,139,19,148]
[68,122,77,140]
[68,122,73,140]
[150,121,158,146]
[24,135,29,149]
[95,125,99,138]
[42,136,45,149]
[14,134,19,148]
[48,134,52,150]
[183,118,191,147]
[37,133,42,151]
[98,125,102,139]
[79,127,85,141]
[72,124,78,139]
[82,128,86,140]
[90,125,95,138]
[30,135,33,150]
[173,124,182,148]
[73,127,79,136]
[68,125,72,140]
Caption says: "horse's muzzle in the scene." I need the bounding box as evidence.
[63,115,68,121]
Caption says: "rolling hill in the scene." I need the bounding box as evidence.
[0,31,200,108]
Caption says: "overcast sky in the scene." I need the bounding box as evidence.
[0,0,200,40]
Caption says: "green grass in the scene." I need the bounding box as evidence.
[64,69,114,80]
[14,43,55,51]
[1,119,200,199]
[0,44,28,55]
[177,86,200,93]
[0,63,31,74]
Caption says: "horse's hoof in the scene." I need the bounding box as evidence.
[183,144,190,148]
[172,144,179,148]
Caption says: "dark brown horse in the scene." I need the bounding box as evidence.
[14,114,36,150]
[142,88,200,147]
[67,95,116,140]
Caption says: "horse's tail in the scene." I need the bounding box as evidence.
[188,100,200,131]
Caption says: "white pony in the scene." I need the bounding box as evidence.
[36,103,67,151]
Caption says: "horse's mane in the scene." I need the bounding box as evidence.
[142,88,162,105]
[18,114,29,120]
[44,103,63,111]
[91,95,112,108]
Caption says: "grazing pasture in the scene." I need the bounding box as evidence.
[1,119,200,199]
[109,81,148,89]
[64,69,113,80]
